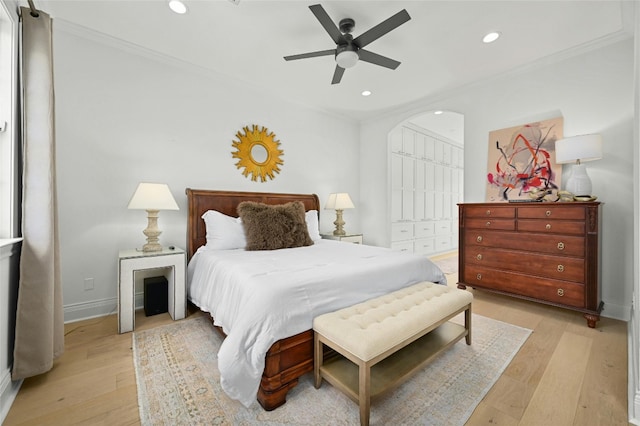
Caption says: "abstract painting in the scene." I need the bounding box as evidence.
[486,117,563,202]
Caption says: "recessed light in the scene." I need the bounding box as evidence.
[434,110,444,115]
[361,90,372,97]
[169,0,187,14]
[483,32,501,43]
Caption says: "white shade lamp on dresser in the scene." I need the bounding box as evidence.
[118,182,186,333]
[554,134,603,197]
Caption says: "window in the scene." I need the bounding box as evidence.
[0,1,20,242]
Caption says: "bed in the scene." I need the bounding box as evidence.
[185,188,447,410]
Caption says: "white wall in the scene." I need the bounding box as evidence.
[360,38,634,321]
[53,25,361,321]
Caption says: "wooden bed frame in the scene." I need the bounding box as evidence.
[185,188,321,411]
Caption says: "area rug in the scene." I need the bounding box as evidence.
[432,255,458,274]
[133,314,530,426]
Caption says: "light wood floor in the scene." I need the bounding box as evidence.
[4,267,629,425]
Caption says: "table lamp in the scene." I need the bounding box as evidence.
[128,182,179,252]
[554,134,602,196]
[325,193,354,236]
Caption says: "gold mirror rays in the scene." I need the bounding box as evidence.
[231,125,284,182]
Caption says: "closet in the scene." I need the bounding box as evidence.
[389,124,463,256]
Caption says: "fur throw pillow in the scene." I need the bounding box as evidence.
[237,201,314,251]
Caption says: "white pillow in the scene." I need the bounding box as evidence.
[306,210,322,242]
[202,210,246,250]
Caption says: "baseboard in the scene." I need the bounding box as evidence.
[0,369,22,424]
[64,292,146,323]
[632,390,640,425]
[601,300,632,322]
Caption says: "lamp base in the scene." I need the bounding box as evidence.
[142,209,163,252]
[142,242,163,252]
[565,164,593,197]
[333,209,346,236]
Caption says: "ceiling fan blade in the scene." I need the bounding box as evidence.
[309,4,346,45]
[353,9,411,48]
[331,65,345,84]
[357,49,401,70]
[284,49,336,61]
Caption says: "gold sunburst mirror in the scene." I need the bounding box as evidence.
[232,125,284,182]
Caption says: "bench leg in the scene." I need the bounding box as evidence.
[314,332,322,388]
[465,304,472,345]
[359,362,371,426]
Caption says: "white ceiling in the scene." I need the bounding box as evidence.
[31,0,632,132]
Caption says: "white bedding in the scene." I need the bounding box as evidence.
[187,239,447,407]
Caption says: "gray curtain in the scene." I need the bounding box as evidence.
[12,7,63,380]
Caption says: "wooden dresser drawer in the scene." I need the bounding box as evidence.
[463,265,585,308]
[464,248,585,283]
[517,219,585,235]
[517,206,585,220]
[465,218,515,231]
[464,205,515,218]
[464,231,585,257]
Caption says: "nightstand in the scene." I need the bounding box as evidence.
[321,233,363,244]
[118,247,186,333]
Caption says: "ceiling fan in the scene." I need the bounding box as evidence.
[284,4,411,85]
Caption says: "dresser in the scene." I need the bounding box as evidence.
[457,202,602,328]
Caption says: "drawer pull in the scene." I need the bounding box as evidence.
[485,209,491,216]
[546,224,551,230]
[557,264,565,272]
[546,210,552,217]
[476,235,483,243]
[557,242,565,250]
[476,273,482,280]
[486,221,491,227]
[400,230,408,233]
[476,254,483,261]
[557,288,565,297]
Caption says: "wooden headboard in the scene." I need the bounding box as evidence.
[185,188,321,259]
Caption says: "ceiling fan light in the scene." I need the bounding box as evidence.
[336,50,359,69]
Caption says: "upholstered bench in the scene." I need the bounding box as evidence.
[313,281,473,426]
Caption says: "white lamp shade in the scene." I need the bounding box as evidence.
[555,134,603,164]
[128,183,179,210]
[325,193,354,210]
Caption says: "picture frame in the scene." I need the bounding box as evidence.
[486,117,563,202]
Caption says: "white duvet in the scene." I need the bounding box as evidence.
[187,239,447,407]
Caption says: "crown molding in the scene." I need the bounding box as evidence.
[365,28,633,124]
[52,18,356,125]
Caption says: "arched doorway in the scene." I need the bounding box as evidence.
[388,110,464,256]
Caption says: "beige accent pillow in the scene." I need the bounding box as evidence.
[237,201,314,251]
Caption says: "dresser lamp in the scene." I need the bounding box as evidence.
[325,193,354,236]
[554,134,602,197]
[127,182,179,252]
